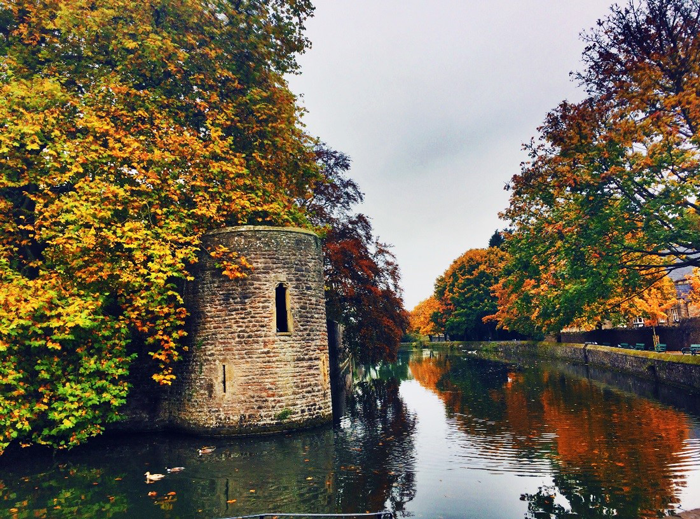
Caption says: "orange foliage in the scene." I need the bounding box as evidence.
[434,247,505,340]
[409,356,450,392]
[0,0,318,451]
[408,351,692,516]
[619,274,678,327]
[494,1,700,334]
[409,297,440,337]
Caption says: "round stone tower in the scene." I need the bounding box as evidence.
[167,226,332,435]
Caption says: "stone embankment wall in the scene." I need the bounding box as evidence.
[163,226,332,435]
[466,341,700,391]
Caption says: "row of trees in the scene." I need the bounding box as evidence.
[0,0,407,453]
[412,0,699,342]
[410,235,515,342]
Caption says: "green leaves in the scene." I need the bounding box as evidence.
[493,0,700,334]
[0,0,318,452]
[432,248,505,340]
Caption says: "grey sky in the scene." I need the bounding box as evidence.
[287,0,616,310]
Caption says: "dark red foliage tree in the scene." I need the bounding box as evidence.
[301,144,409,364]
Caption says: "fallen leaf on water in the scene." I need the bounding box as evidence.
[249,489,255,493]
[115,477,122,481]
[306,477,313,480]
[148,492,157,497]
[167,492,176,496]
[227,499,237,503]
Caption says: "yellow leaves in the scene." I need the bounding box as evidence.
[46,340,61,351]
[122,39,139,51]
[239,257,253,270]
[0,0,324,449]
[209,244,253,280]
[409,297,440,336]
[152,371,175,386]
[618,271,677,326]
[219,261,247,280]
[24,136,41,151]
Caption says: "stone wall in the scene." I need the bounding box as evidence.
[163,226,332,435]
[470,341,700,391]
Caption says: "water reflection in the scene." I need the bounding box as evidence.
[336,373,416,514]
[2,347,700,519]
[408,349,700,518]
[0,362,416,519]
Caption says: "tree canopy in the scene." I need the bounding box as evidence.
[432,247,506,341]
[409,296,440,338]
[0,0,320,451]
[304,144,409,365]
[491,0,700,334]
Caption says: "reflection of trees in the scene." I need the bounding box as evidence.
[0,431,339,519]
[0,361,418,519]
[336,375,417,516]
[355,353,411,384]
[0,463,128,518]
[408,350,693,518]
[520,485,573,519]
[540,378,689,518]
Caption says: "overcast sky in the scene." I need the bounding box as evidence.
[287,0,617,310]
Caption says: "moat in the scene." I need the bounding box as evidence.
[3,345,700,519]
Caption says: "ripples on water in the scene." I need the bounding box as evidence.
[2,346,700,519]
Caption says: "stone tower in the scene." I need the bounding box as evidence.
[167,226,332,435]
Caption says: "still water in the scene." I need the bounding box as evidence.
[3,346,700,519]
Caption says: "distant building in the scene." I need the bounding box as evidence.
[668,263,700,321]
[562,264,699,334]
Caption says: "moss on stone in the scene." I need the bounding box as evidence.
[275,408,293,421]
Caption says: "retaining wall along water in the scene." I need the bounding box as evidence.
[458,341,700,392]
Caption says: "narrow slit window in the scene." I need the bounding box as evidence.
[275,283,290,333]
[222,364,227,394]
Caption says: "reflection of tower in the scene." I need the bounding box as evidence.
[167,226,332,435]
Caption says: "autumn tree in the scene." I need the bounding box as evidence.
[409,296,440,338]
[432,247,506,341]
[300,144,409,364]
[492,0,700,334]
[0,0,320,452]
[620,275,677,343]
[687,268,700,305]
